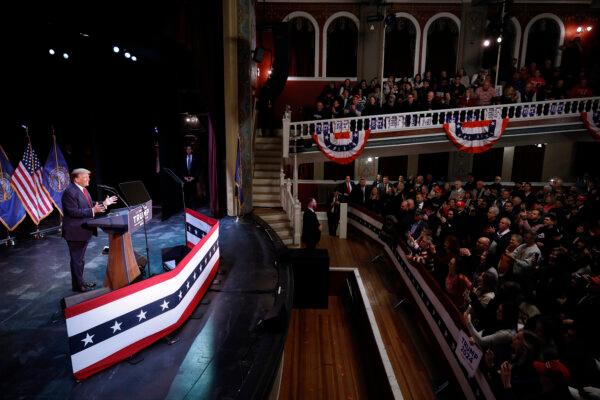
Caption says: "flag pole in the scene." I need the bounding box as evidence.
[52,126,63,233]
[24,125,42,238]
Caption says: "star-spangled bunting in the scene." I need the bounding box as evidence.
[64,208,220,380]
[312,122,371,164]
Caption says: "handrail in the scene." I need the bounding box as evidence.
[284,96,600,143]
[280,177,302,245]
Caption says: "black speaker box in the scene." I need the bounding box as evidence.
[290,248,329,309]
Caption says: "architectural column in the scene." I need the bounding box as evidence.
[447,151,473,181]
[501,146,515,181]
[407,154,419,178]
[358,6,385,84]
[458,3,487,76]
[541,142,574,181]
[223,0,255,215]
[223,0,239,216]
[355,157,377,181]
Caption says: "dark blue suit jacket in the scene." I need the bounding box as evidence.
[62,183,97,241]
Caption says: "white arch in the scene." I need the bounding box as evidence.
[421,12,461,74]
[520,13,565,67]
[322,11,359,77]
[510,17,522,65]
[283,11,320,77]
[384,12,422,77]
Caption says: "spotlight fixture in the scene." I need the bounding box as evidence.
[185,117,191,122]
[49,49,55,55]
[124,52,131,59]
[268,69,273,76]
[63,52,69,59]
[577,26,583,33]
[131,56,137,61]
[587,26,592,32]
[536,143,543,148]
[113,46,120,53]
[483,39,491,47]
[367,157,373,162]
[496,36,502,43]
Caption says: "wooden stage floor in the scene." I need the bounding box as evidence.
[279,231,459,400]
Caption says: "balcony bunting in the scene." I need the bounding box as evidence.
[444,117,509,154]
[312,121,370,164]
[581,111,600,142]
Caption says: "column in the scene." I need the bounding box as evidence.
[407,154,419,178]
[541,142,574,181]
[447,151,473,181]
[501,146,515,182]
[223,0,239,216]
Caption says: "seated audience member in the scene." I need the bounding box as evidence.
[476,79,496,106]
[311,100,331,120]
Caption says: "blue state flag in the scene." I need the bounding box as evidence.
[235,138,243,205]
[43,137,70,215]
[0,146,26,231]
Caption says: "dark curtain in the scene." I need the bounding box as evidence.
[525,19,560,66]
[384,18,416,78]
[289,18,315,77]
[426,18,459,75]
[326,17,358,77]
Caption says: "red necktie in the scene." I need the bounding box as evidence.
[347,182,351,194]
[83,188,92,207]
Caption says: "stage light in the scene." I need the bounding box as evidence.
[496,36,502,43]
[536,143,543,148]
[113,46,120,53]
[131,56,137,61]
[63,52,69,59]
[49,49,55,55]
[367,157,373,162]
[483,39,491,47]
[80,32,89,37]
[268,69,272,76]
[587,26,592,32]
[577,26,583,33]
[185,117,191,122]
[124,52,131,59]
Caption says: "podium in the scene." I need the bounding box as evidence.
[87,200,152,290]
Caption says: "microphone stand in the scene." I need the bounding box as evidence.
[163,167,188,247]
[99,184,152,279]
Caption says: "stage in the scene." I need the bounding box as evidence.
[0,210,286,399]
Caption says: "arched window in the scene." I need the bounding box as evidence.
[324,14,359,77]
[423,13,460,75]
[384,16,418,78]
[521,14,565,67]
[285,14,318,77]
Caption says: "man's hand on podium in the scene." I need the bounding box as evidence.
[93,202,107,214]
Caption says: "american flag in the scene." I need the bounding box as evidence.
[10,143,54,224]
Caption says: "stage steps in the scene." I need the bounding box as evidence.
[253,208,296,247]
[253,136,282,208]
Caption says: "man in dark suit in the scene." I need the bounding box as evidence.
[180,145,201,208]
[352,177,368,205]
[338,175,354,201]
[301,198,321,249]
[62,168,117,292]
[326,190,341,236]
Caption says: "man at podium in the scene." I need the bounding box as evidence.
[62,168,117,292]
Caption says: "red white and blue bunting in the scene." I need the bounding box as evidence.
[312,121,370,164]
[444,117,509,154]
[581,111,600,142]
[64,209,219,380]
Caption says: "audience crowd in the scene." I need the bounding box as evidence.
[343,172,600,399]
[309,60,596,121]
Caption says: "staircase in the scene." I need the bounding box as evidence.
[253,136,295,246]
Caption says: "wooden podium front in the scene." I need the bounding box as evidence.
[87,200,152,290]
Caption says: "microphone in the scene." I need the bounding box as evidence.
[97,184,117,192]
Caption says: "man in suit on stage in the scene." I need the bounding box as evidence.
[302,198,321,249]
[62,168,117,292]
[180,145,201,208]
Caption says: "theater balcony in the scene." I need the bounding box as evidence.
[282,96,600,161]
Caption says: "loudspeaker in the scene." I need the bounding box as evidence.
[252,46,265,63]
[290,248,329,309]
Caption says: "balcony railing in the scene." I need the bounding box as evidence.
[282,96,600,155]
